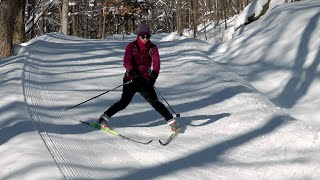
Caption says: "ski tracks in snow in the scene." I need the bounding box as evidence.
[20,34,320,179]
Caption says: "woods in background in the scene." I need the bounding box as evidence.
[0,0,251,58]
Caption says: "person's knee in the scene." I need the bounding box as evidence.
[145,96,156,104]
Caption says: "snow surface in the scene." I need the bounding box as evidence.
[234,0,287,29]
[1,0,320,179]
[213,0,320,131]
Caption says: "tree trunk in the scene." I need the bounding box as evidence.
[176,0,183,36]
[72,4,79,36]
[222,0,227,29]
[13,0,26,44]
[61,0,69,34]
[189,0,192,29]
[0,0,23,58]
[214,0,219,28]
[97,1,103,39]
[192,0,197,38]
[28,0,36,39]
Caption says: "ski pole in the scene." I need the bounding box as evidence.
[154,86,180,118]
[64,81,132,111]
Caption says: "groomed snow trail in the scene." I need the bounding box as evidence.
[21,33,320,179]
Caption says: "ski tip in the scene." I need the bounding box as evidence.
[159,140,168,146]
[159,139,163,144]
[146,139,153,144]
[122,136,153,145]
[132,138,153,145]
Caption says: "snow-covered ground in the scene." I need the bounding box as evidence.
[1,0,320,179]
[212,0,320,130]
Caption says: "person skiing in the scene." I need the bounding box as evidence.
[98,21,179,132]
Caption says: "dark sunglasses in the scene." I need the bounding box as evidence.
[140,35,151,39]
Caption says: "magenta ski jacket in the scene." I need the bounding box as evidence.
[123,38,160,81]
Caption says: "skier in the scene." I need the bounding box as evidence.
[98,21,179,132]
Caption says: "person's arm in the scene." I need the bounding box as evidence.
[147,46,160,86]
[123,42,134,71]
[151,46,160,74]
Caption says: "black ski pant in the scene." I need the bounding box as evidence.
[105,82,173,121]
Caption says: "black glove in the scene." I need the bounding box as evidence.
[147,70,158,86]
[128,70,139,79]
[129,70,144,85]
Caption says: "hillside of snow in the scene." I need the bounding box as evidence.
[1,0,320,179]
[211,0,320,130]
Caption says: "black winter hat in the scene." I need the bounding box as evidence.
[136,21,151,36]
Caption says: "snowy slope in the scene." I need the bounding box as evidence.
[1,1,320,179]
[211,0,320,130]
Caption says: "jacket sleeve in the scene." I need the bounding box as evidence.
[123,42,134,71]
[151,46,160,74]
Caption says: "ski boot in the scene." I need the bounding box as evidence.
[97,114,109,129]
[167,118,179,132]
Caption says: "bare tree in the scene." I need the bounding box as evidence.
[0,0,24,58]
[13,0,26,44]
[191,0,198,37]
[0,0,255,59]
[27,0,36,39]
[61,0,69,34]
[176,0,183,36]
[222,0,227,29]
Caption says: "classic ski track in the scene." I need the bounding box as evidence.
[22,37,176,179]
[23,39,106,179]
[18,33,320,179]
[22,55,68,179]
[25,41,258,179]
[24,58,75,177]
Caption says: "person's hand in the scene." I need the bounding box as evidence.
[129,70,144,86]
[147,70,158,86]
[129,70,140,79]
[147,77,156,86]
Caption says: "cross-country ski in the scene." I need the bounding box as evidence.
[159,127,183,146]
[80,120,153,145]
